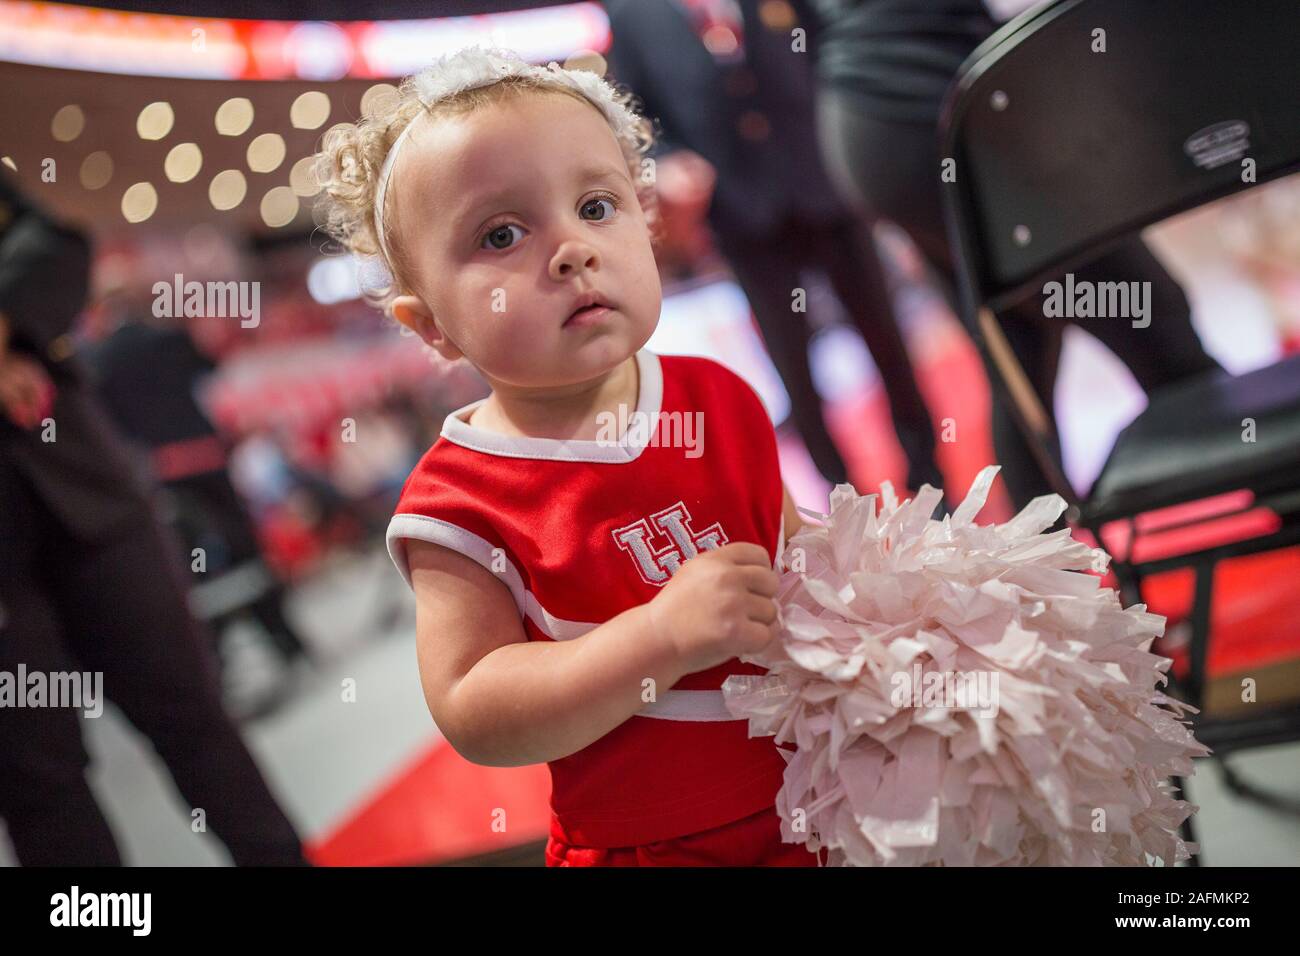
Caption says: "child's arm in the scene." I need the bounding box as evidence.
[407,535,780,768]
[407,538,677,767]
[782,483,805,538]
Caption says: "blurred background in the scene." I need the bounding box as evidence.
[0,0,1297,866]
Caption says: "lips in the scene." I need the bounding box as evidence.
[565,291,614,325]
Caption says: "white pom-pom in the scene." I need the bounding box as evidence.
[722,465,1210,866]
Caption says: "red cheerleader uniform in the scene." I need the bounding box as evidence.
[387,349,822,866]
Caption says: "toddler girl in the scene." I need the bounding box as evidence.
[315,46,822,867]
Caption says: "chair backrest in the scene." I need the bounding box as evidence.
[942,0,1300,309]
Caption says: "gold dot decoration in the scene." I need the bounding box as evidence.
[137,102,174,141]
[52,105,86,142]
[290,91,331,130]
[360,84,398,119]
[246,133,285,173]
[80,151,114,190]
[260,186,299,228]
[209,169,247,210]
[758,0,797,31]
[164,143,203,183]
[121,182,158,223]
[289,156,321,197]
[215,97,254,136]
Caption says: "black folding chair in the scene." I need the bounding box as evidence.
[940,0,1300,864]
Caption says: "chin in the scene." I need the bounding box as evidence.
[583,325,645,355]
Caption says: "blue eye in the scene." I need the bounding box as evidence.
[481,223,524,250]
[581,197,617,221]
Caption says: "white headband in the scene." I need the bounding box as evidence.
[371,45,645,269]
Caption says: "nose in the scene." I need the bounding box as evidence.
[548,237,600,281]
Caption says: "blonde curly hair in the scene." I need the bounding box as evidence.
[312,46,661,321]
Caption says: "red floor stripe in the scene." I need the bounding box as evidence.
[307,744,551,866]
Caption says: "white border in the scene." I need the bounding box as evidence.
[438,349,664,462]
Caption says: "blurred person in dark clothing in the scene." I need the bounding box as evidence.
[82,291,315,682]
[799,0,1221,508]
[605,0,944,493]
[0,173,307,865]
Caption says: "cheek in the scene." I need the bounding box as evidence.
[627,215,658,267]
[447,268,496,319]
[490,275,544,327]
[627,236,663,305]
[455,276,545,352]
[467,282,513,326]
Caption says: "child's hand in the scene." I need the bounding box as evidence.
[647,542,780,675]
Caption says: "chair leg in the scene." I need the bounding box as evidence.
[1170,774,1201,867]
[1185,560,1217,703]
[1216,755,1300,816]
[1115,556,1204,865]
[1112,560,1143,609]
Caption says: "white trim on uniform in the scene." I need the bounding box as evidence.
[386,513,596,641]
[386,512,751,723]
[438,349,664,463]
[387,513,525,605]
[389,510,786,628]
[636,689,740,721]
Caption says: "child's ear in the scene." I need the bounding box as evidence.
[391,295,464,362]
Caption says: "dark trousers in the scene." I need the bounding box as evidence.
[0,462,307,865]
[714,212,941,490]
[163,468,308,662]
[816,87,1222,508]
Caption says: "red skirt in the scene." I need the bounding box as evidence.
[544,805,826,867]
